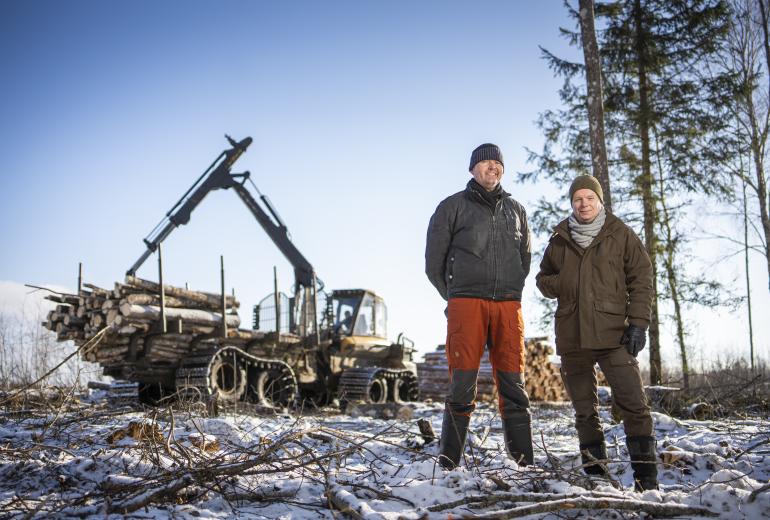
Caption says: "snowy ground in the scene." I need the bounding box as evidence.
[0,393,768,519]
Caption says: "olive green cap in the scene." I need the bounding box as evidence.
[569,175,604,203]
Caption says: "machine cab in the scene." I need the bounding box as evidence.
[331,289,387,339]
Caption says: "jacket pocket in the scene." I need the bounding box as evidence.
[445,253,455,289]
[595,300,625,314]
[608,348,639,367]
[453,225,489,258]
[594,300,627,345]
[445,319,462,363]
[448,247,488,295]
[554,301,578,352]
[508,306,524,334]
[555,301,576,317]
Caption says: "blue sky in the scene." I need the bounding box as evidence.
[1,0,766,367]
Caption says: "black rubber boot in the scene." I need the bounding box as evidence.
[502,415,534,466]
[580,441,609,476]
[438,408,470,470]
[626,435,659,491]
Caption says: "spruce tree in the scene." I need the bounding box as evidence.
[528,0,733,385]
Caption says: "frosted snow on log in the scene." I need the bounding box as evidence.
[118,303,241,327]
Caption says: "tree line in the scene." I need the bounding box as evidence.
[526,0,770,389]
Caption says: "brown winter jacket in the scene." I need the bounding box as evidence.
[536,212,653,354]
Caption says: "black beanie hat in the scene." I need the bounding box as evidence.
[469,143,504,171]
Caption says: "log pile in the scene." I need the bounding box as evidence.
[417,337,571,402]
[42,276,263,368]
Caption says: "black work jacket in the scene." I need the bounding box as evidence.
[425,180,531,301]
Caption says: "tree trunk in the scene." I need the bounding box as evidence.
[578,0,613,212]
[757,0,770,290]
[121,292,219,310]
[743,174,756,373]
[123,275,238,308]
[745,76,770,292]
[663,252,686,386]
[655,148,688,389]
[118,303,241,328]
[635,0,662,384]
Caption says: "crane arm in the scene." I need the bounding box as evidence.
[127,135,252,276]
[231,182,315,289]
[126,136,317,294]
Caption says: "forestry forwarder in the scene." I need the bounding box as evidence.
[124,135,419,409]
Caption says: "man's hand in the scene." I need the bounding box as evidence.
[620,324,646,357]
[536,274,560,299]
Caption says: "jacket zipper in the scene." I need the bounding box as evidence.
[557,223,608,348]
[491,198,502,299]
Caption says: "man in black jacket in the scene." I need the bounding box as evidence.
[425,143,533,469]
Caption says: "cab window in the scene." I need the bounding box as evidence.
[333,296,358,334]
[374,297,387,338]
[354,293,374,336]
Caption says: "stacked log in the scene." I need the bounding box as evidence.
[524,339,570,402]
[417,349,495,400]
[42,276,263,369]
[417,337,570,402]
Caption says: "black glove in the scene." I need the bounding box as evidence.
[620,324,646,357]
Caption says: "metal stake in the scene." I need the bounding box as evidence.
[312,271,320,346]
[158,243,167,334]
[274,266,281,339]
[221,255,227,339]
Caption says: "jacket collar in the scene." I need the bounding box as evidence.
[553,211,621,252]
[466,179,509,208]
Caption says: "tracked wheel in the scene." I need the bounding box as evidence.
[176,346,298,409]
[368,378,388,404]
[338,367,419,408]
[391,372,419,403]
[209,350,247,402]
[254,367,297,408]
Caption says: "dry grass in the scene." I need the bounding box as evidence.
[646,356,770,418]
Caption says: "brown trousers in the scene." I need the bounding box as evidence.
[560,347,652,445]
[445,298,529,418]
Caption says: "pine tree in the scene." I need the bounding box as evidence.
[579,0,614,210]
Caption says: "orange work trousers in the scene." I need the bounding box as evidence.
[444,298,529,418]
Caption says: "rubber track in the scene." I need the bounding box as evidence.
[174,345,298,403]
[337,367,419,404]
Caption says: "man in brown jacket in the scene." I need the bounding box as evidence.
[536,175,658,491]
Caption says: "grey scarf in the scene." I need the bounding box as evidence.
[568,206,606,249]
